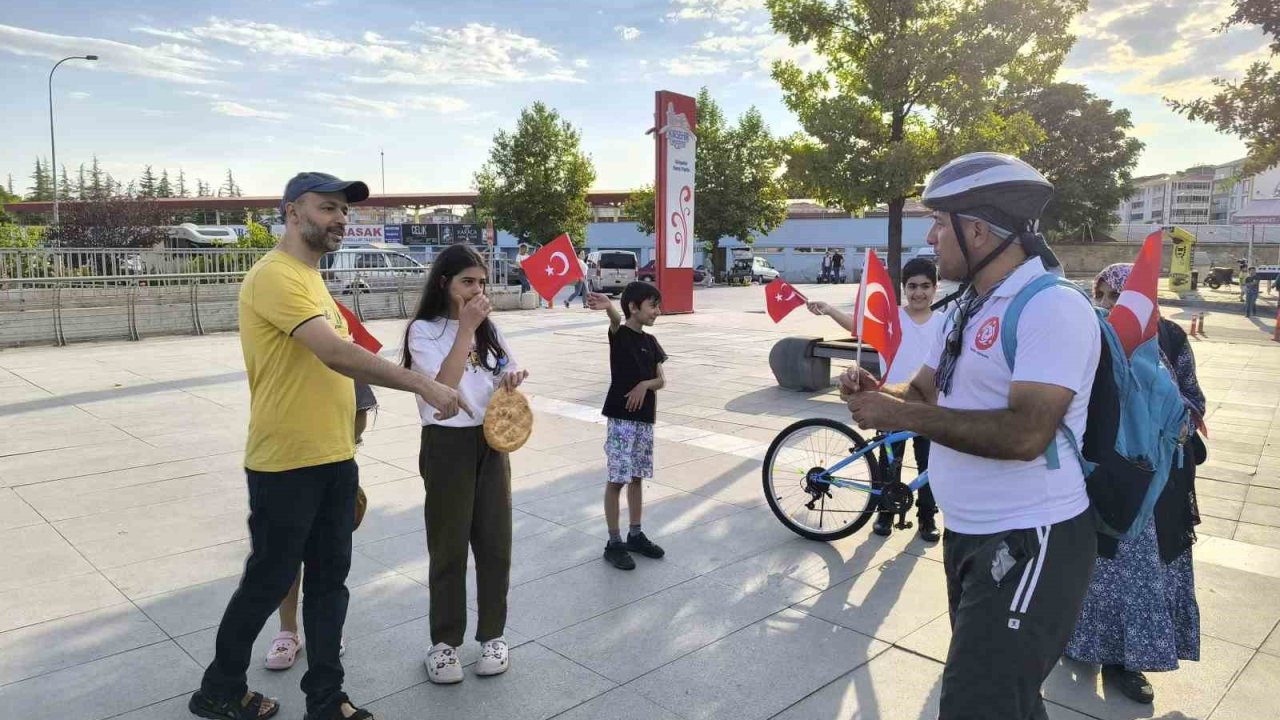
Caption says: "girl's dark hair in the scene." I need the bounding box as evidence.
[901,257,938,286]
[401,244,506,374]
[621,281,662,319]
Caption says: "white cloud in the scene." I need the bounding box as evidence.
[350,23,581,85]
[693,33,771,53]
[685,32,820,75]
[574,57,590,68]
[666,0,765,29]
[133,26,200,42]
[68,91,90,100]
[615,25,642,41]
[307,91,468,117]
[1061,0,1275,102]
[0,23,218,84]
[188,17,350,57]
[181,90,222,99]
[321,122,356,132]
[660,54,731,76]
[211,101,290,121]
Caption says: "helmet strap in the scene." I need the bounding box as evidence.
[951,213,1015,284]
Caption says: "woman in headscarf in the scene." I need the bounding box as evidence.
[1065,262,1206,705]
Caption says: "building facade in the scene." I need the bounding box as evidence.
[1116,168,1214,225]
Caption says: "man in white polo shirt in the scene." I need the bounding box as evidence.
[842,153,1100,720]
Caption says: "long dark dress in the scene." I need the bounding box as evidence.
[1065,319,1205,671]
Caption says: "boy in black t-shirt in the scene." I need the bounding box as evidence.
[586,282,667,570]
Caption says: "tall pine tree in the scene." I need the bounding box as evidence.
[27,158,52,201]
[157,169,173,198]
[76,163,87,200]
[58,165,73,201]
[139,166,158,199]
[88,156,106,200]
[176,169,189,198]
[220,169,241,198]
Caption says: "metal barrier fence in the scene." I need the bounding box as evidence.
[1106,224,1280,244]
[0,250,525,349]
[0,267,430,349]
[0,247,273,281]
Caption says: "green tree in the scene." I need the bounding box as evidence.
[767,0,1081,283]
[87,156,107,200]
[176,169,190,198]
[238,212,277,248]
[622,88,790,271]
[622,185,656,234]
[1169,0,1279,175]
[220,169,241,198]
[474,102,596,245]
[139,165,158,198]
[57,165,73,202]
[75,164,87,200]
[157,169,173,198]
[27,158,52,201]
[1011,83,1143,239]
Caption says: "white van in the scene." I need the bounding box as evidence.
[587,250,638,295]
[320,247,425,292]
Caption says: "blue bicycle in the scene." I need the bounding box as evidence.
[763,419,929,541]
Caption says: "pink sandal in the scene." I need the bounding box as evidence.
[265,631,303,670]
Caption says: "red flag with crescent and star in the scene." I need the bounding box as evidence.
[520,233,584,302]
[764,278,807,322]
[853,249,901,384]
[1108,229,1162,358]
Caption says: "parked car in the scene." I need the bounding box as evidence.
[637,260,706,284]
[751,256,781,283]
[587,250,638,295]
[320,246,425,292]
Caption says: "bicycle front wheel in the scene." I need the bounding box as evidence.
[762,418,883,541]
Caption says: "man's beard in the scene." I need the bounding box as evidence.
[301,216,342,253]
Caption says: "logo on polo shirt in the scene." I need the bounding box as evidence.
[974,317,1000,351]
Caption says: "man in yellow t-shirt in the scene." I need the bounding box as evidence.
[191,173,472,720]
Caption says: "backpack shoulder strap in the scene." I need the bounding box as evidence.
[999,274,1081,369]
[999,274,1093,473]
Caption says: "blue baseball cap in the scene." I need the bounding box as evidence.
[280,172,370,215]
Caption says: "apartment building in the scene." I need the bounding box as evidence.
[1213,158,1280,221]
[1116,167,1214,225]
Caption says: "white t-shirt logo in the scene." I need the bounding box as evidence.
[974,316,1000,351]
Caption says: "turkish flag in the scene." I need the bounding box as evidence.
[764,278,807,322]
[334,301,383,354]
[520,233,584,302]
[854,250,901,383]
[1108,230,1162,357]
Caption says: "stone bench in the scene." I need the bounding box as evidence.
[769,336,881,391]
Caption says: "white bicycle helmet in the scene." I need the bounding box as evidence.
[922,152,1061,278]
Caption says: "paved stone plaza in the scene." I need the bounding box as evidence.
[3,284,1280,720]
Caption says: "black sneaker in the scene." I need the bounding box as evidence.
[1103,664,1154,704]
[872,513,893,537]
[603,541,636,570]
[625,532,665,559]
[917,513,941,543]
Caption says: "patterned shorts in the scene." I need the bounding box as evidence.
[605,418,654,484]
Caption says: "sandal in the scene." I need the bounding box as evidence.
[189,690,279,720]
[304,695,375,720]
[265,631,303,670]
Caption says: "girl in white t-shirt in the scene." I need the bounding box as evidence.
[402,244,528,685]
[808,257,944,540]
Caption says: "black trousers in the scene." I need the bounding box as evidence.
[202,460,358,717]
[940,508,1096,720]
[876,435,937,518]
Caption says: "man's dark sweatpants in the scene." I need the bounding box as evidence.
[201,459,358,718]
[940,508,1096,720]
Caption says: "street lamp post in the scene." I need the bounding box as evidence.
[49,54,98,226]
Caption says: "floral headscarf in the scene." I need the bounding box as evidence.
[1094,263,1133,297]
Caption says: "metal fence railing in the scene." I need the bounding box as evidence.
[1106,224,1280,244]
[0,247,273,281]
[0,249,525,349]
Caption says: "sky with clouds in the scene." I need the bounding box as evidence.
[0,0,1272,199]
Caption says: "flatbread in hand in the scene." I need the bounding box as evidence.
[484,387,533,453]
